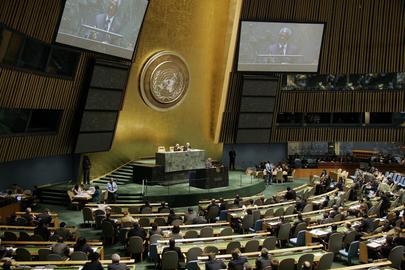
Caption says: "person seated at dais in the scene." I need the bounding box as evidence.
[174,144,182,151]
[120,211,138,226]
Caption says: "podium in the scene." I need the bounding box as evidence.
[189,167,229,189]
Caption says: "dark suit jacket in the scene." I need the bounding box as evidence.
[82,261,104,270]
[228,256,248,270]
[108,263,129,270]
[127,227,146,240]
[93,13,121,45]
[256,255,272,270]
[205,259,226,270]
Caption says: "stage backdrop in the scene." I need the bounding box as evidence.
[88,0,242,177]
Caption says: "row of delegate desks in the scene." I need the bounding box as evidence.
[144,222,230,237]
[197,245,326,269]
[85,202,165,213]
[0,259,135,268]
[156,232,271,254]
[0,240,104,258]
[15,212,60,226]
[227,188,341,220]
[0,225,78,239]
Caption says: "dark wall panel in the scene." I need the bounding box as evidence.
[85,89,124,111]
[238,113,273,128]
[90,65,129,89]
[79,111,118,132]
[243,78,278,96]
[240,97,275,112]
[0,154,80,190]
[75,132,115,153]
[236,129,271,143]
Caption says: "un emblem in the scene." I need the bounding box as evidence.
[140,51,190,111]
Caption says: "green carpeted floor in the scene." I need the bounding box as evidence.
[35,180,349,269]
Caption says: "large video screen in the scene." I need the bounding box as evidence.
[238,21,325,72]
[56,0,149,60]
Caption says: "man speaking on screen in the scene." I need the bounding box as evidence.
[268,27,301,64]
[91,0,122,46]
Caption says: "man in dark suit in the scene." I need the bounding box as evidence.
[228,248,248,270]
[108,253,129,270]
[205,253,226,270]
[255,248,272,270]
[92,0,122,45]
[162,239,185,266]
[285,187,297,200]
[229,149,236,170]
[127,222,146,241]
[268,27,300,63]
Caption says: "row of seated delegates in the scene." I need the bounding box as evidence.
[82,252,129,270]
[14,207,52,226]
[173,142,191,152]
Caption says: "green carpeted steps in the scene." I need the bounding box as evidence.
[92,163,134,186]
[115,193,144,204]
[39,188,69,205]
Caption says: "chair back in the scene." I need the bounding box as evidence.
[278,258,295,270]
[317,252,334,270]
[297,253,314,270]
[388,245,405,269]
[67,190,75,201]
[154,217,167,226]
[184,230,199,239]
[277,222,291,241]
[128,236,144,254]
[15,248,32,261]
[110,206,122,214]
[226,241,241,254]
[49,234,60,241]
[200,227,213,238]
[93,209,105,216]
[95,214,106,229]
[347,241,359,258]
[18,231,31,241]
[161,250,179,270]
[38,248,51,261]
[252,210,261,223]
[254,199,263,206]
[150,233,163,244]
[343,230,357,248]
[3,231,18,241]
[264,208,274,217]
[295,230,306,246]
[276,171,284,182]
[101,220,114,241]
[171,219,183,226]
[206,205,220,221]
[82,207,94,222]
[138,217,150,227]
[242,214,254,231]
[141,206,152,214]
[328,232,344,254]
[262,236,277,250]
[333,213,342,222]
[203,246,218,254]
[302,203,313,213]
[47,254,64,261]
[186,247,203,262]
[219,227,233,236]
[273,207,284,217]
[70,251,88,261]
[284,205,295,216]
[160,208,171,214]
[293,222,307,237]
[244,239,259,252]
[30,234,44,241]
[128,207,140,214]
[15,217,28,226]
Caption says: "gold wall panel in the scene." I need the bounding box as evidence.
[89,0,241,177]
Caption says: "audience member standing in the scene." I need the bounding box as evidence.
[229,149,236,170]
[82,155,91,185]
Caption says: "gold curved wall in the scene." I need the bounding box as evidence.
[89,0,241,177]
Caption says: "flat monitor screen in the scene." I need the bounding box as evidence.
[56,0,149,60]
[238,21,325,72]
